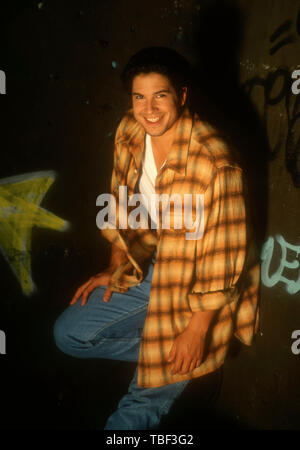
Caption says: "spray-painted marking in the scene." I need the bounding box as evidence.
[261,234,300,294]
[0,171,69,295]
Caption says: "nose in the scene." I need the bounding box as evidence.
[144,97,158,114]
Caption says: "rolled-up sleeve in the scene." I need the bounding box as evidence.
[188,165,246,311]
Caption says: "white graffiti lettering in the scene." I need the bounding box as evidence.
[261,234,300,294]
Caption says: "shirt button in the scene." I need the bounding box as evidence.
[134,169,138,174]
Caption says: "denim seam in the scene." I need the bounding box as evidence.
[82,336,141,352]
[91,337,141,343]
[88,303,148,342]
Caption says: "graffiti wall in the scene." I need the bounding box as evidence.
[0,0,300,431]
[217,0,300,430]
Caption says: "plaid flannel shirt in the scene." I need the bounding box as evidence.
[101,105,260,388]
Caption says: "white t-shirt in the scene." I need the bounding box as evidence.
[138,133,165,226]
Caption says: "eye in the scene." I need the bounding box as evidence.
[156,93,166,98]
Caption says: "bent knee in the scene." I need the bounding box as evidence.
[53,311,76,355]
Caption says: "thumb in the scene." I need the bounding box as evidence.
[167,344,176,362]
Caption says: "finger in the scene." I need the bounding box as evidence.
[171,354,183,375]
[187,358,198,373]
[80,281,98,306]
[70,282,90,305]
[179,356,193,375]
[102,288,112,303]
[167,344,176,363]
[70,279,93,305]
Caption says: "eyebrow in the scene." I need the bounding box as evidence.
[131,89,171,96]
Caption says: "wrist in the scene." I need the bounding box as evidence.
[187,310,215,335]
[186,322,207,337]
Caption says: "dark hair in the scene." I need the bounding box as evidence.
[121,46,191,99]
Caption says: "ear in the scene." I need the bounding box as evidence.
[180,87,188,107]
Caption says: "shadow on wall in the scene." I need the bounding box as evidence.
[186,0,269,255]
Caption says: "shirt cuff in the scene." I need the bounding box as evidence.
[187,285,239,311]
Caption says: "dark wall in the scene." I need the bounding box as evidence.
[0,0,300,430]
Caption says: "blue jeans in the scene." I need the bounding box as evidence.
[53,260,190,430]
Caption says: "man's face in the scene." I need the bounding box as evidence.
[131,72,187,138]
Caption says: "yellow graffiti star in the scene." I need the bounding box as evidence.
[0,171,69,295]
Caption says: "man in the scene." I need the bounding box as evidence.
[53,47,260,430]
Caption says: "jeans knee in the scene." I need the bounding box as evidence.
[53,314,73,355]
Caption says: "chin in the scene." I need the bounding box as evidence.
[146,128,166,136]
[144,122,168,135]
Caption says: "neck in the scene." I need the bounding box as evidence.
[151,133,173,151]
[150,119,179,151]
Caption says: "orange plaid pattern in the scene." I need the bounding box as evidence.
[101,106,260,388]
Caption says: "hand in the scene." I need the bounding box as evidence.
[70,267,114,306]
[167,327,205,375]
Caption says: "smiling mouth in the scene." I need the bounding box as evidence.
[144,116,161,124]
